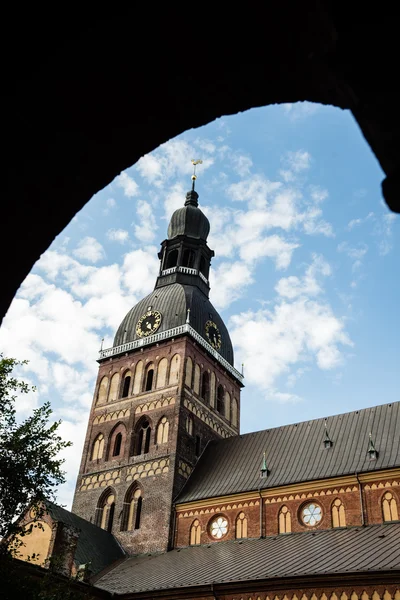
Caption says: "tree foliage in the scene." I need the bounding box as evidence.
[0,354,72,541]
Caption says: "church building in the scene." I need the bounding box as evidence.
[16,178,400,599]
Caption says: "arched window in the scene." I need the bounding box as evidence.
[194,364,200,394]
[278,506,291,534]
[382,492,399,522]
[156,417,169,444]
[121,372,132,398]
[332,498,346,528]
[169,354,181,384]
[113,432,122,456]
[96,376,108,405]
[108,424,126,460]
[156,357,168,388]
[190,519,201,545]
[121,487,143,531]
[210,372,216,408]
[216,385,225,415]
[231,398,238,428]
[201,371,210,403]
[236,512,248,539]
[108,372,120,402]
[225,391,231,421]
[199,255,207,276]
[144,364,154,392]
[165,249,178,269]
[185,415,193,436]
[134,419,151,456]
[133,361,143,394]
[182,249,196,268]
[91,434,104,460]
[185,357,193,387]
[96,490,115,533]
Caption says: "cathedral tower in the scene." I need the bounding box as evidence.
[72,181,244,555]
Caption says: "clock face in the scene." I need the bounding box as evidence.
[136,309,162,337]
[205,320,222,350]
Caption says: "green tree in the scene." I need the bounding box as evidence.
[0,354,72,542]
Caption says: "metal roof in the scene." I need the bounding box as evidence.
[95,523,400,594]
[167,190,210,240]
[176,402,400,503]
[112,283,234,365]
[47,502,124,575]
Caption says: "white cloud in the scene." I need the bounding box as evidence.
[133,200,158,243]
[283,150,311,173]
[107,198,116,208]
[347,212,374,230]
[164,182,186,220]
[337,242,368,261]
[228,175,282,209]
[282,102,319,121]
[209,262,254,309]
[107,229,129,244]
[239,235,299,269]
[73,237,105,263]
[232,154,253,177]
[275,254,331,299]
[374,211,397,256]
[115,171,139,197]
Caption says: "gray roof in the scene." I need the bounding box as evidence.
[177,401,400,503]
[47,503,124,575]
[168,195,210,240]
[113,283,234,365]
[95,523,400,594]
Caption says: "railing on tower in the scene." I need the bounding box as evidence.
[161,265,208,283]
[99,324,243,383]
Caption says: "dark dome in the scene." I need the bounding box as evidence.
[114,283,234,365]
[167,190,210,241]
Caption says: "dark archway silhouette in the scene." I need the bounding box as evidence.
[2,6,399,324]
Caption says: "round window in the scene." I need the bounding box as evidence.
[301,503,322,527]
[209,516,228,539]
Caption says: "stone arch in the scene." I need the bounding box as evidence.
[96,487,116,532]
[156,416,169,444]
[194,364,200,395]
[156,357,168,388]
[121,483,143,531]
[91,433,105,461]
[96,376,108,405]
[182,248,195,268]
[169,353,181,385]
[108,372,120,402]
[201,371,210,403]
[185,357,193,387]
[331,498,346,527]
[165,248,178,269]
[133,361,144,394]
[107,422,127,460]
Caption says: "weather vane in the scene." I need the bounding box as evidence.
[191,159,203,190]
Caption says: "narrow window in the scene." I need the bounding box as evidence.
[190,519,201,545]
[201,371,210,403]
[236,512,248,539]
[185,415,193,436]
[98,491,115,532]
[107,501,115,533]
[145,368,154,391]
[182,249,195,268]
[122,375,131,398]
[113,432,122,456]
[96,376,108,405]
[135,496,143,530]
[199,255,207,276]
[165,249,178,269]
[278,506,291,534]
[332,498,346,528]
[216,385,225,415]
[382,492,399,522]
[195,435,201,456]
[134,420,151,456]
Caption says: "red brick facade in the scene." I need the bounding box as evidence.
[72,335,241,555]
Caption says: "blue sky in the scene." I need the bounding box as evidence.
[0,101,398,508]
